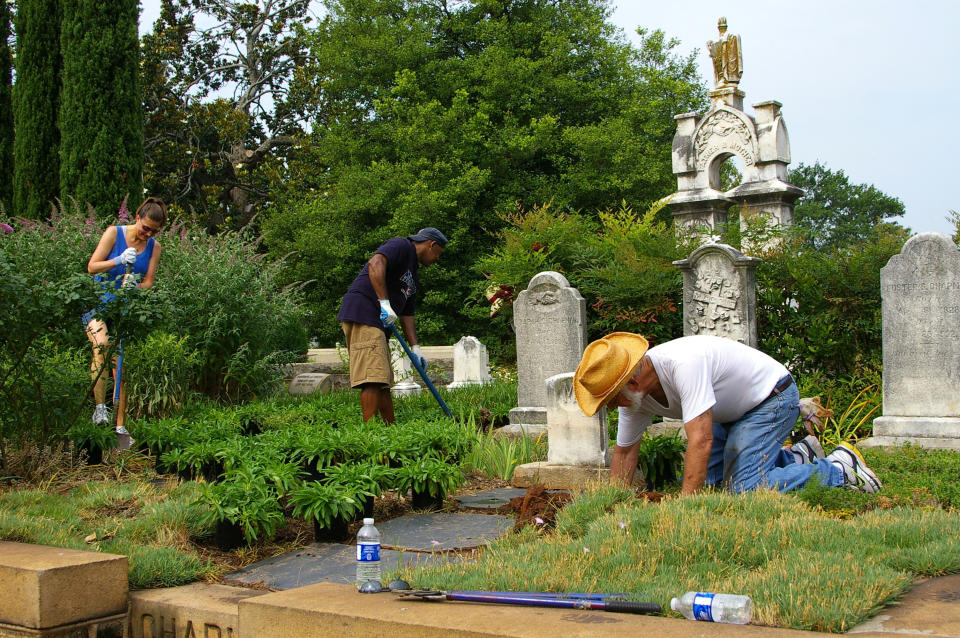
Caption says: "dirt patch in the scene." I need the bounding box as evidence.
[95,498,141,519]
[500,485,574,531]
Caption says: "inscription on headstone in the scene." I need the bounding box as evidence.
[868,233,960,449]
[287,373,331,396]
[509,272,587,426]
[674,243,760,347]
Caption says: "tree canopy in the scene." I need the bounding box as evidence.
[263,0,706,344]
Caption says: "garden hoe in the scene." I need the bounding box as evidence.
[394,589,661,615]
[112,263,133,450]
[389,324,453,417]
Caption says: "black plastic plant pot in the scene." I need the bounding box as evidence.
[80,443,103,466]
[313,515,351,543]
[214,520,246,551]
[411,488,444,512]
[201,461,223,483]
[359,495,375,520]
[177,466,193,482]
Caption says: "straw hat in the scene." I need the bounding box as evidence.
[573,332,649,416]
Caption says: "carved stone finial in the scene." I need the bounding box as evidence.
[708,17,742,89]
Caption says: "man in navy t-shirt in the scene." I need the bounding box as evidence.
[337,227,447,422]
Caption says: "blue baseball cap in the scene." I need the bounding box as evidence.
[408,227,448,247]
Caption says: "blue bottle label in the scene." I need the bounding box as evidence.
[357,543,380,562]
[693,592,715,622]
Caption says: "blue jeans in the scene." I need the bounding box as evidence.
[705,378,844,493]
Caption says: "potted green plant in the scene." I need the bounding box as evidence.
[323,461,396,519]
[195,467,285,550]
[289,482,364,542]
[68,421,117,465]
[395,455,464,512]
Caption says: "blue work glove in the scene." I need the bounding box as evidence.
[379,299,397,326]
[411,344,426,370]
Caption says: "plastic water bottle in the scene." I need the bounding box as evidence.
[355,518,381,586]
[670,591,753,624]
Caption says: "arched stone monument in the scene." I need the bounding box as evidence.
[670,18,802,234]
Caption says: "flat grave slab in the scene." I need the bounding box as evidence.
[379,513,511,551]
[223,544,453,590]
[456,488,528,509]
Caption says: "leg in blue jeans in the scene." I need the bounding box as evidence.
[705,383,844,493]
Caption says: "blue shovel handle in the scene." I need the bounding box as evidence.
[389,325,452,418]
[112,263,133,406]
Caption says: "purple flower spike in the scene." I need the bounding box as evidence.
[117,195,131,223]
[0,222,13,234]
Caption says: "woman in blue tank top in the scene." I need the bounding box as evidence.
[84,197,167,435]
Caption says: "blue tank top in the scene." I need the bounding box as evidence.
[95,225,155,303]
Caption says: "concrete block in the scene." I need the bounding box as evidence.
[129,583,268,638]
[0,614,125,637]
[0,541,127,630]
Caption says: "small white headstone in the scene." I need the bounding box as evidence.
[288,373,331,396]
[545,373,610,466]
[448,336,492,389]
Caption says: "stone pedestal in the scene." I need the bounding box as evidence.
[673,243,761,347]
[863,233,960,449]
[509,272,587,428]
[447,336,492,389]
[390,339,422,397]
[0,542,127,633]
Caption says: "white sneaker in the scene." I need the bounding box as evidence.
[92,404,110,424]
[791,435,825,464]
[827,442,882,493]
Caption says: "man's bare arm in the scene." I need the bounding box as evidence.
[681,408,714,494]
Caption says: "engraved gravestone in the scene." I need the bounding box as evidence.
[866,233,960,449]
[509,272,587,427]
[545,373,610,466]
[673,243,761,347]
[288,373,332,396]
[447,336,492,389]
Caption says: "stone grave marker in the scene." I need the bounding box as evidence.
[865,233,960,449]
[287,372,331,396]
[447,336,492,389]
[512,373,616,490]
[509,272,587,430]
[674,242,761,347]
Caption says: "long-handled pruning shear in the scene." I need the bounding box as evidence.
[394,589,661,615]
[389,324,453,418]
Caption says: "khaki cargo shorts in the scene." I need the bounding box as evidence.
[341,322,394,388]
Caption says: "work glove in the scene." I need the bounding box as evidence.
[379,299,397,326]
[115,247,137,267]
[411,344,427,370]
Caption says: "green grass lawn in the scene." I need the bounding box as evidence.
[2,382,959,634]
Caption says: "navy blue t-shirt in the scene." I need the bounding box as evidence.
[337,237,419,329]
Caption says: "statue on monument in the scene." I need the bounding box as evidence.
[708,17,743,89]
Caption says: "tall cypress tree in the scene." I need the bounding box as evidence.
[59,0,141,218]
[0,2,13,211]
[13,0,61,219]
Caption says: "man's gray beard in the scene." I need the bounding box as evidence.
[620,387,647,409]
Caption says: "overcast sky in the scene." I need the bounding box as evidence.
[140,1,960,236]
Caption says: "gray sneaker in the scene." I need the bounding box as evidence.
[92,403,110,425]
[791,435,825,464]
[827,442,882,493]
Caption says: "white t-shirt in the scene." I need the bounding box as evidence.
[616,335,789,447]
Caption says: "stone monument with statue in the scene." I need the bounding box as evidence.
[669,18,802,235]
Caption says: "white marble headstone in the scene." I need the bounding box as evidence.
[545,373,610,466]
[868,233,960,449]
[447,336,492,389]
[509,272,587,426]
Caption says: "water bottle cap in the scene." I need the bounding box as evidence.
[363,518,375,525]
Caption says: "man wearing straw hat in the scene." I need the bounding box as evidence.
[573,333,881,495]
